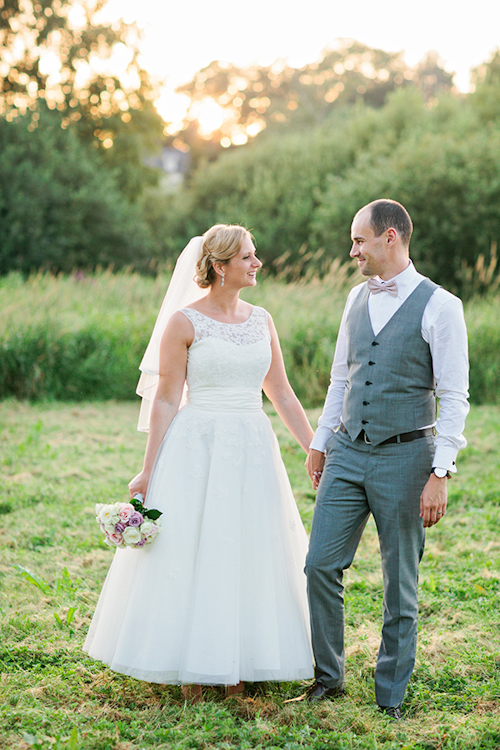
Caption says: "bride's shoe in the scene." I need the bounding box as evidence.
[181,684,203,704]
[225,681,245,697]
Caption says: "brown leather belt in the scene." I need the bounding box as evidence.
[339,423,435,445]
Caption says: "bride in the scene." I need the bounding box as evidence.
[83,224,314,700]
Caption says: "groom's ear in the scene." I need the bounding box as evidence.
[386,227,397,244]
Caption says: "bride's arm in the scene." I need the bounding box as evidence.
[263,314,314,454]
[129,312,193,501]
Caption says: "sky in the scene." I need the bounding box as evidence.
[102,0,500,125]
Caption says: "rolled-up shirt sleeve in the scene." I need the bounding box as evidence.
[423,293,469,472]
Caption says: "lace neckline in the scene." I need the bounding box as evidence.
[182,306,255,326]
[180,305,269,347]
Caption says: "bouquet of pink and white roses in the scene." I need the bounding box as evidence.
[95,493,162,549]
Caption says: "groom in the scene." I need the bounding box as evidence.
[304,199,469,718]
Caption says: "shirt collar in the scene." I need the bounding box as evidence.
[374,261,417,299]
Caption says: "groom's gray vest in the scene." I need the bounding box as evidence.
[342,278,438,446]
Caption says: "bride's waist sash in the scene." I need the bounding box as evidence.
[186,386,263,412]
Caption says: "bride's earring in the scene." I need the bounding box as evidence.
[221,272,225,287]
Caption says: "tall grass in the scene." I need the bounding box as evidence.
[0,270,167,401]
[1,267,499,405]
[464,295,500,404]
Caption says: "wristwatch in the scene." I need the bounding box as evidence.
[431,467,451,479]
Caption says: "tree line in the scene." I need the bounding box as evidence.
[161,54,500,294]
[1,0,500,293]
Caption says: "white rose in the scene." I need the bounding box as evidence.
[98,504,118,524]
[140,521,155,537]
[97,505,110,522]
[122,526,142,545]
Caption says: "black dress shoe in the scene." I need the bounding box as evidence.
[378,705,402,720]
[305,681,345,703]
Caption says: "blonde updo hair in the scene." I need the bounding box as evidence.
[195,224,253,288]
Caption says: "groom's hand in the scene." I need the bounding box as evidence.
[306,449,325,490]
[420,473,447,527]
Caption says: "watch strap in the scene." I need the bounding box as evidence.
[432,467,451,479]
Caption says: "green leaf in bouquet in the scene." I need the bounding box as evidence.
[131,498,144,513]
[143,508,162,520]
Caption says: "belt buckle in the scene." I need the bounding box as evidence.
[363,431,371,445]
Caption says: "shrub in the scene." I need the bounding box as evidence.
[0,113,152,275]
[0,270,499,407]
[159,88,500,293]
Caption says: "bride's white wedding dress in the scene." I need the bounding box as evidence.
[83,305,313,685]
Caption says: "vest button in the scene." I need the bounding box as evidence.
[365,381,372,386]
[362,420,368,424]
[368,361,375,365]
[363,401,370,405]
[372,341,379,346]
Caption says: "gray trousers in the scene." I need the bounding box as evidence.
[305,428,434,707]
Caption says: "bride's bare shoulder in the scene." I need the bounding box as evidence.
[163,310,195,340]
[184,299,255,320]
[183,298,210,314]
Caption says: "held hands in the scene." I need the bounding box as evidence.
[420,473,447,527]
[305,449,326,490]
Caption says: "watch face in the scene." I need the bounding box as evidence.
[433,468,447,478]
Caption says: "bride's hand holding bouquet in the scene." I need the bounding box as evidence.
[128,470,151,504]
[95,489,162,549]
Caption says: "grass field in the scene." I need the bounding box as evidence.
[2,268,500,405]
[1,399,499,749]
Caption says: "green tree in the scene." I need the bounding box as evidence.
[170,41,454,162]
[312,90,500,288]
[157,104,365,266]
[0,0,165,198]
[412,51,455,102]
[160,85,500,292]
[469,48,500,123]
[0,111,152,274]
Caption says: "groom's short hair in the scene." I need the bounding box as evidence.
[367,199,413,246]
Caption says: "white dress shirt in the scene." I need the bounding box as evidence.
[310,262,470,472]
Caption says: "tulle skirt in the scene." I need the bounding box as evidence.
[83,404,313,685]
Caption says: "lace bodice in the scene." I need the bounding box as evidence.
[181,306,270,346]
[180,306,272,411]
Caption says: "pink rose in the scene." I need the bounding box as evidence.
[118,504,134,522]
[145,524,160,544]
[108,532,123,546]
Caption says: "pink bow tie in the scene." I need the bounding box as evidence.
[367,277,398,297]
